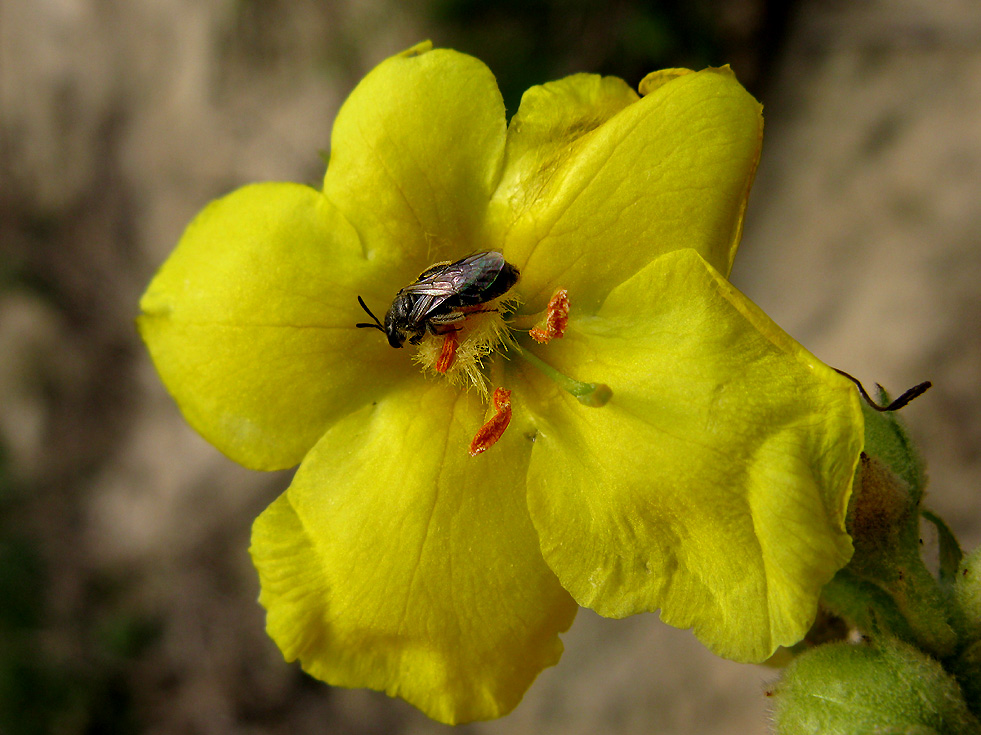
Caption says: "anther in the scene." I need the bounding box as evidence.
[435,331,458,373]
[469,388,512,456]
[530,289,570,344]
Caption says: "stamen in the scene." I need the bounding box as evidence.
[516,346,612,407]
[530,289,570,344]
[411,299,515,397]
[469,388,512,456]
[435,331,458,373]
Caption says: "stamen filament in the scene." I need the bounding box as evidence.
[516,346,612,407]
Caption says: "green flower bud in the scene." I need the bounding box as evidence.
[772,637,978,734]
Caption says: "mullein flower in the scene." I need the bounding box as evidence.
[138,42,864,724]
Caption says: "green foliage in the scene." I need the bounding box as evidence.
[954,546,981,644]
[951,641,981,718]
[773,637,980,735]
[949,548,981,714]
[776,391,981,732]
[860,393,927,504]
[823,453,957,658]
[923,510,964,596]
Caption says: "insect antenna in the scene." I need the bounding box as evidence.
[355,295,385,332]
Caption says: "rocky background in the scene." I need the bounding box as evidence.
[1,0,979,733]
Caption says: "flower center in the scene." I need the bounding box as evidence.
[410,287,612,455]
[411,296,516,397]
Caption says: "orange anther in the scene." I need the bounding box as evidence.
[468,388,512,456]
[530,289,570,344]
[435,330,458,373]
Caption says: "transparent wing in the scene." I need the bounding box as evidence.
[401,252,506,322]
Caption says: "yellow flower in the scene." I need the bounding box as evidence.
[138,42,864,724]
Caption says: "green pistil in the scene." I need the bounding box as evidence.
[516,346,612,407]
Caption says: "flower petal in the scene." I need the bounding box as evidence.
[488,73,639,233]
[323,42,506,289]
[250,380,577,724]
[492,67,763,313]
[138,182,408,470]
[518,248,863,662]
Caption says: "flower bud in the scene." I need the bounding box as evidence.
[771,637,979,734]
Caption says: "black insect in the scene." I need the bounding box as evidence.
[357,251,520,348]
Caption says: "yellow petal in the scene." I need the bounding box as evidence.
[323,43,506,285]
[488,73,638,235]
[138,182,409,470]
[250,380,577,724]
[493,67,763,313]
[516,248,862,662]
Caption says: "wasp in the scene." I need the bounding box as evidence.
[356,251,520,348]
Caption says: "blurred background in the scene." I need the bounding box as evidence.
[1,0,979,732]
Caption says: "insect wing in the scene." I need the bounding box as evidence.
[401,252,507,322]
[402,253,504,295]
[404,293,444,325]
[452,252,507,297]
